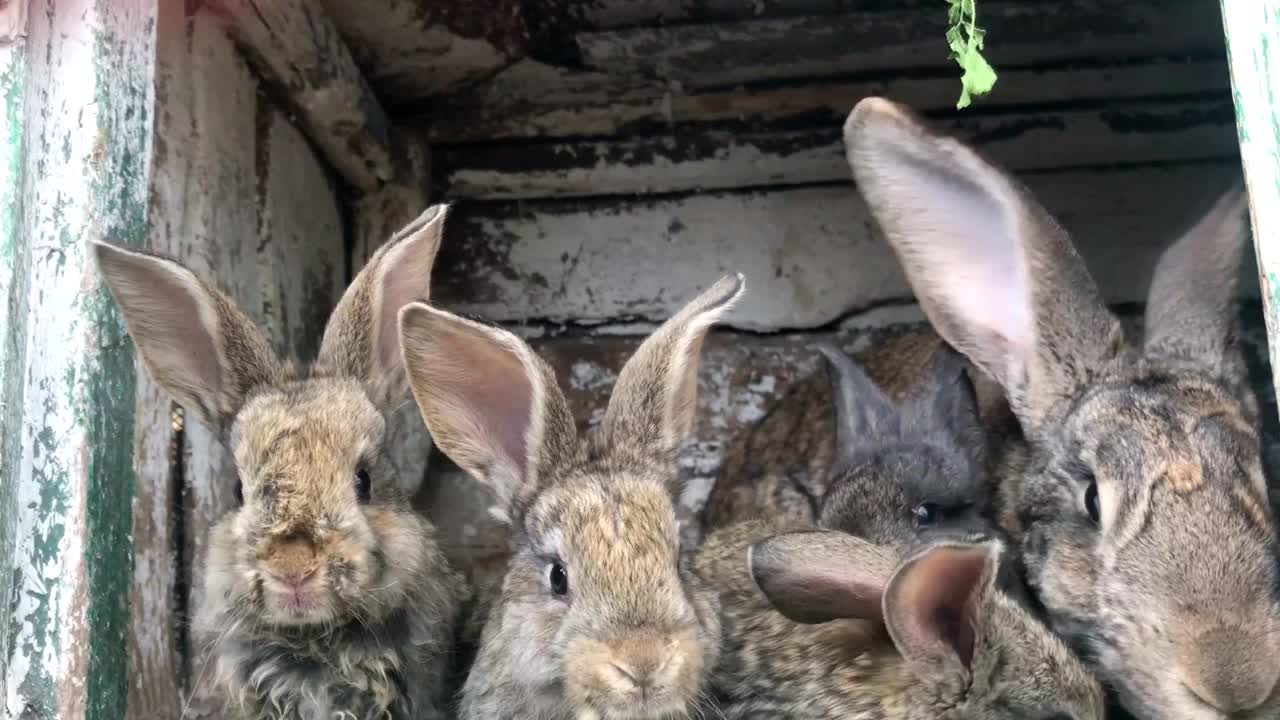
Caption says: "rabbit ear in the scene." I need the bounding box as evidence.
[399,303,577,514]
[316,204,448,410]
[904,348,983,452]
[816,343,897,469]
[604,274,745,463]
[93,241,283,433]
[749,529,897,624]
[883,541,998,686]
[1143,183,1250,380]
[845,97,1123,432]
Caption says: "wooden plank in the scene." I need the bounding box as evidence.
[576,1,1226,90]
[433,162,1257,332]
[439,99,1240,200]
[205,0,393,191]
[425,58,1232,143]
[0,0,30,701]
[5,0,156,717]
[318,0,526,100]
[351,131,436,500]
[1221,1,1280,415]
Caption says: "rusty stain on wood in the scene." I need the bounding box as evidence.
[205,0,393,191]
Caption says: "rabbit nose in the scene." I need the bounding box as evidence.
[264,534,318,588]
[607,637,679,695]
[1182,625,1280,713]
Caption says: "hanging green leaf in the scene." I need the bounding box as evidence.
[946,0,998,109]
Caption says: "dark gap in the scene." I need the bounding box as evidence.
[169,403,192,691]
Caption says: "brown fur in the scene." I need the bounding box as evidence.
[399,275,744,719]
[693,520,1104,719]
[845,96,1280,719]
[94,205,466,719]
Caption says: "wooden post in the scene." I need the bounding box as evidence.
[0,0,31,703]
[1221,2,1280,411]
[4,0,157,717]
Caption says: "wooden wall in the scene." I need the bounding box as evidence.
[404,0,1272,569]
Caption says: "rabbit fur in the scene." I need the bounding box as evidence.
[94,206,467,720]
[398,275,745,719]
[845,96,1280,719]
[693,519,1105,719]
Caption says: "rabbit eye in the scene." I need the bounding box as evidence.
[354,468,371,503]
[233,478,244,506]
[548,561,569,596]
[1083,481,1100,524]
[912,502,938,526]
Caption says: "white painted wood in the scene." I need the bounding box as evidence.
[207,0,393,191]
[440,100,1239,200]
[575,1,1224,89]
[433,162,1255,332]
[426,58,1232,143]
[318,0,525,99]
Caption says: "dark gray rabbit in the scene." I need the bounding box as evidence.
[846,95,1280,719]
[95,207,466,719]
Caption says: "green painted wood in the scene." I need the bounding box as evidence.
[0,2,31,707]
[4,0,157,717]
[1222,1,1280,412]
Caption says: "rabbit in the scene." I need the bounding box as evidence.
[704,332,1005,544]
[813,342,993,547]
[93,205,467,720]
[397,274,745,720]
[692,519,1105,719]
[844,95,1280,719]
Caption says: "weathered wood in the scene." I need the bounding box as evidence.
[318,0,526,100]
[433,162,1256,332]
[425,58,1232,143]
[0,0,30,701]
[1221,1,1280,416]
[439,99,1240,200]
[351,131,436,500]
[128,10,346,718]
[576,1,1225,90]
[528,0,981,33]
[205,0,393,191]
[6,0,156,717]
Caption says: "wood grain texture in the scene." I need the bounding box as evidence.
[425,58,1232,143]
[576,1,1225,89]
[205,0,393,191]
[439,99,1240,199]
[129,9,345,719]
[318,0,526,100]
[1222,0,1280,415]
[5,0,157,717]
[433,162,1256,332]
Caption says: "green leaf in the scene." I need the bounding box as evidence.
[945,0,998,109]
[957,48,998,109]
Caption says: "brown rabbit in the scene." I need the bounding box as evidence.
[846,96,1280,719]
[704,333,1001,545]
[693,520,1104,719]
[94,206,466,719]
[398,275,744,719]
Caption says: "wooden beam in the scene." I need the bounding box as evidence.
[1221,0,1280,415]
[576,1,1226,90]
[432,162,1254,332]
[317,0,526,100]
[424,58,1232,143]
[439,99,1240,200]
[5,0,157,716]
[205,0,393,191]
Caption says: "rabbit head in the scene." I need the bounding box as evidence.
[94,206,452,631]
[751,530,1105,719]
[817,343,992,546]
[399,275,744,719]
[846,96,1280,718]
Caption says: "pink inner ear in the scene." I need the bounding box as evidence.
[376,248,436,379]
[891,546,990,667]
